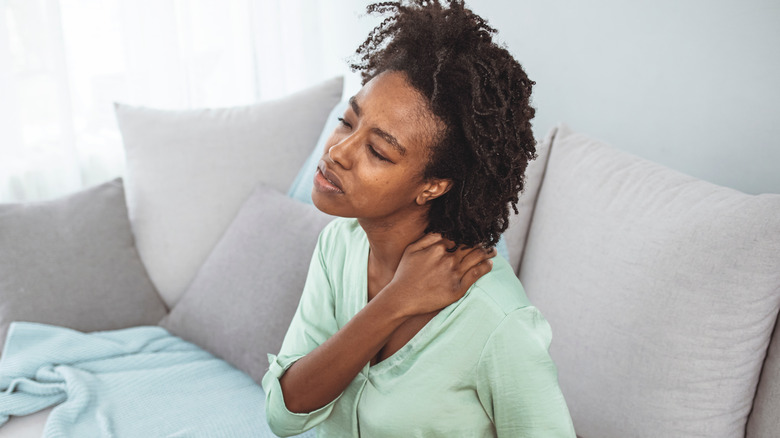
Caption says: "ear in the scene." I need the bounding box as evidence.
[416,178,452,205]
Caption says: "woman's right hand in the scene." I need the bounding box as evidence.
[381,233,496,317]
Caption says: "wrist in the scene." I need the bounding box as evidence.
[369,282,415,321]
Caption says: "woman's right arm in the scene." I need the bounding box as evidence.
[262,225,344,436]
[262,230,494,435]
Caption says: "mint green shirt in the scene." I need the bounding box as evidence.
[262,218,575,437]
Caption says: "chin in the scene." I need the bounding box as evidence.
[311,190,351,218]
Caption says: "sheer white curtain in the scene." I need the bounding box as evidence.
[0,0,352,202]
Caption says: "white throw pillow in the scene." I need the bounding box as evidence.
[115,77,343,307]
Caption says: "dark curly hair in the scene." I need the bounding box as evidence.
[351,0,537,249]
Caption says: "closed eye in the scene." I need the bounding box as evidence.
[337,116,392,163]
[367,144,391,163]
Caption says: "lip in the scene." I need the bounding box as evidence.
[315,160,345,193]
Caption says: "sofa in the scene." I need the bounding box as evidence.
[1,76,778,438]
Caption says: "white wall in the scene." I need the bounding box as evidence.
[317,0,780,194]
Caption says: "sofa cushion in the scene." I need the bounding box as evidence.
[160,186,334,384]
[518,124,780,437]
[115,77,343,308]
[0,179,167,353]
[746,315,780,437]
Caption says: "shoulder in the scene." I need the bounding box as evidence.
[468,254,533,316]
[485,306,553,357]
[464,254,554,352]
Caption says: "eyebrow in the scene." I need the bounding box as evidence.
[349,96,407,156]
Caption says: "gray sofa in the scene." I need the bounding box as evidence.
[1,77,778,437]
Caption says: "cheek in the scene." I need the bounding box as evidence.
[352,173,391,205]
[359,169,421,206]
[362,167,404,191]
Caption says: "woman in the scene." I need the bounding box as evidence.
[262,1,575,436]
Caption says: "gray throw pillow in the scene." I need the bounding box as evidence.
[518,125,780,437]
[160,186,334,383]
[0,178,167,353]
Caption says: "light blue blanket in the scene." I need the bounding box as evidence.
[0,322,315,437]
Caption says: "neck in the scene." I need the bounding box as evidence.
[359,209,429,279]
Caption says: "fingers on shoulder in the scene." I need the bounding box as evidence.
[459,254,494,286]
[459,246,496,270]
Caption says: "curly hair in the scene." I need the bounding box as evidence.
[351,0,537,249]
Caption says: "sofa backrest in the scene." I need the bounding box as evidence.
[515,124,780,437]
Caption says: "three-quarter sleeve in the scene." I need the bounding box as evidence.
[475,306,576,438]
[262,225,343,437]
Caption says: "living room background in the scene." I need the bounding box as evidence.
[1,0,777,203]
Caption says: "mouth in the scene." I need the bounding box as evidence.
[315,161,345,193]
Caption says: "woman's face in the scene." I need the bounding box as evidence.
[312,70,448,223]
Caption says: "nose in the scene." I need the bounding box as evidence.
[326,132,357,170]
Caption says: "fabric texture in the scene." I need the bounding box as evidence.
[115,76,343,307]
[0,322,316,437]
[0,178,167,353]
[746,315,780,437]
[262,218,575,438]
[160,186,334,384]
[517,124,780,437]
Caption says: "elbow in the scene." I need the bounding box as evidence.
[282,397,309,415]
[265,376,335,436]
[263,361,323,436]
[279,383,315,415]
[279,373,318,414]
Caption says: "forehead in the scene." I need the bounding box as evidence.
[354,71,443,155]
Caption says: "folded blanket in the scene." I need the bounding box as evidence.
[0,322,315,437]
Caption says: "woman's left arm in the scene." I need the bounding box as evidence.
[476,306,577,438]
